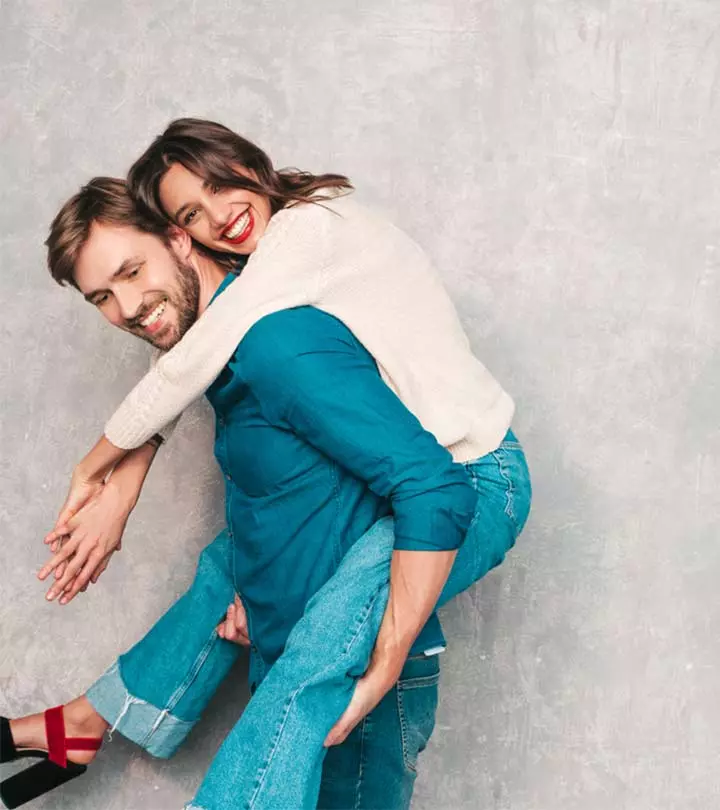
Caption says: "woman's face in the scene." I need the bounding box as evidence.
[159,162,273,255]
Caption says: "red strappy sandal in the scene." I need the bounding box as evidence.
[0,706,102,808]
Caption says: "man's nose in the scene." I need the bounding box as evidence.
[116,289,144,322]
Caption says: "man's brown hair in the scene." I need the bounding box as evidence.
[45,176,168,290]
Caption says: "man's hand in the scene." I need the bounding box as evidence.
[217,595,250,646]
[324,645,405,747]
[38,479,131,604]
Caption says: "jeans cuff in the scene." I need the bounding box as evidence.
[86,661,196,759]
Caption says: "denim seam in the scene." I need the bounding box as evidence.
[396,686,415,774]
[490,449,517,531]
[246,585,385,809]
[329,461,343,569]
[138,629,218,748]
[354,716,369,810]
[399,673,441,691]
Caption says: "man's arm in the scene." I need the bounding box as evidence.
[241,309,477,691]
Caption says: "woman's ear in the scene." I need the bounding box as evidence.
[167,225,192,262]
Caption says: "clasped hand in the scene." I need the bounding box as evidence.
[38,475,130,605]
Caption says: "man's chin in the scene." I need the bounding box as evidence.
[132,324,179,351]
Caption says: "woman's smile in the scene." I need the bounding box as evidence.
[221,208,254,245]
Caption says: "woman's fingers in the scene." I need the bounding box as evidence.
[58,552,104,605]
[37,535,82,581]
[45,544,92,600]
[90,557,111,584]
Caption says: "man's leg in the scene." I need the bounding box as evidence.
[317,654,440,810]
[85,529,243,758]
[187,441,530,810]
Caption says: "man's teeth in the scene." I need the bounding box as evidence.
[141,300,166,327]
[224,211,250,239]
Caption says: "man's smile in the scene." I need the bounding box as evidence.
[137,298,167,334]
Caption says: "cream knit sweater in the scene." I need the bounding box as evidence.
[105,194,515,461]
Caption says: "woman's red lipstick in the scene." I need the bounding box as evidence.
[221,209,254,245]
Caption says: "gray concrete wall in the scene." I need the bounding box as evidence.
[1,1,719,807]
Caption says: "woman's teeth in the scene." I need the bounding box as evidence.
[224,211,250,239]
[141,300,166,327]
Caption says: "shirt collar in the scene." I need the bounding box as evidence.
[209,270,238,305]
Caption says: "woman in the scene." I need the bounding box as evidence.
[2,120,531,809]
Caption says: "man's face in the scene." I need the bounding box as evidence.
[74,223,200,351]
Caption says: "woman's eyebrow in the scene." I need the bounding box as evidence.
[174,182,211,221]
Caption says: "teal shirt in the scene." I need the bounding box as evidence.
[206,273,477,663]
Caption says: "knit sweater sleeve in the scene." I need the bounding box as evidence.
[104,202,333,449]
[148,348,180,444]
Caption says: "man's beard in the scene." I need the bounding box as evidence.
[129,257,201,351]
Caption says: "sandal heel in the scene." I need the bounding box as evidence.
[1,759,87,809]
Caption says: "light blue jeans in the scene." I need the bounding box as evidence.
[87,431,531,809]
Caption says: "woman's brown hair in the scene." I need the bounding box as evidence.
[127,118,353,225]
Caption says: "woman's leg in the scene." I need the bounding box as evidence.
[8,530,244,766]
[85,530,242,758]
[317,654,440,810]
[187,439,531,810]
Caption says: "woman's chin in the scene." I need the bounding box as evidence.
[216,239,256,256]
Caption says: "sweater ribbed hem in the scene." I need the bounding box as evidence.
[446,391,515,463]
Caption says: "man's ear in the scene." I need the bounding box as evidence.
[167,225,192,262]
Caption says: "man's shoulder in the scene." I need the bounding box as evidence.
[237,307,359,386]
[244,307,355,355]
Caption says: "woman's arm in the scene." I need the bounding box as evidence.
[41,439,160,602]
[103,203,331,450]
[53,433,155,529]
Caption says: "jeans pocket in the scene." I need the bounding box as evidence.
[396,655,441,774]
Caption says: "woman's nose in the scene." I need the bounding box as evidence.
[207,199,233,232]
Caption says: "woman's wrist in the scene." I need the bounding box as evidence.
[104,440,158,513]
[103,475,138,514]
[75,435,130,484]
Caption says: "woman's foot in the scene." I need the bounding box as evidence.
[8,697,107,765]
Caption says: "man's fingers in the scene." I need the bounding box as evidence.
[324,672,391,747]
[233,596,248,634]
[325,694,364,747]
[217,603,250,646]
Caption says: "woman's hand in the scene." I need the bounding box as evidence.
[38,479,132,604]
[50,435,130,532]
[52,467,106,534]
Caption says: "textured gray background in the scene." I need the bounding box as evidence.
[1,1,719,808]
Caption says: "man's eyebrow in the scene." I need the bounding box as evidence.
[82,257,142,302]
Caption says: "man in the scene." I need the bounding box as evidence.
[2,177,501,809]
